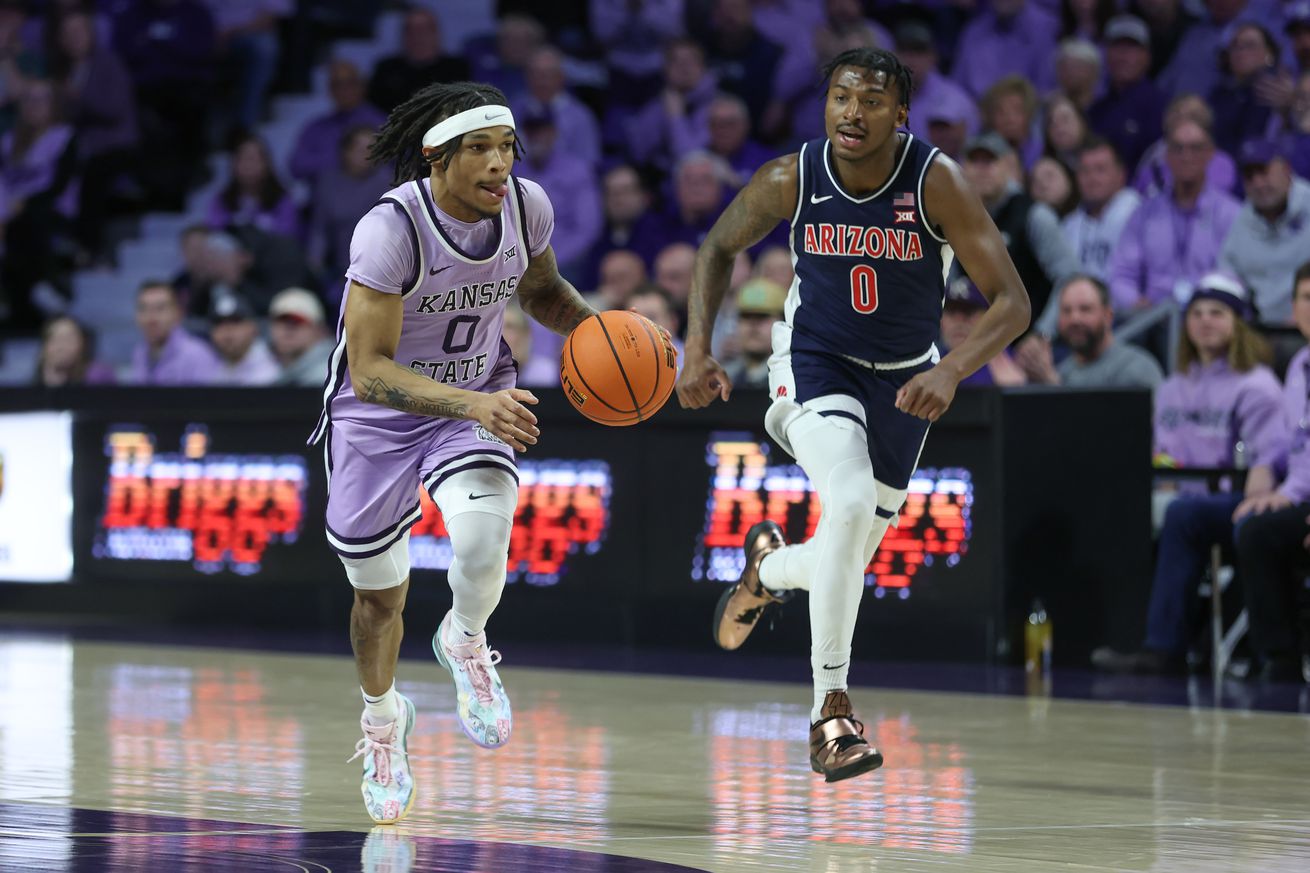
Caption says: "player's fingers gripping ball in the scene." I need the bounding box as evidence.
[560,311,678,426]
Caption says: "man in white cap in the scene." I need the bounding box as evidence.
[269,287,333,385]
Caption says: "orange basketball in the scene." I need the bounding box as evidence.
[560,311,678,426]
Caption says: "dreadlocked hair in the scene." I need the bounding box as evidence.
[369,81,523,185]
[821,48,914,111]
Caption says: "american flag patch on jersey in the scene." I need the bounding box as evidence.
[893,192,916,223]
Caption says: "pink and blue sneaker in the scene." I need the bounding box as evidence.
[347,692,416,824]
[432,611,512,748]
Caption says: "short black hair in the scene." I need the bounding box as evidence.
[821,47,914,110]
[136,280,179,302]
[370,80,522,185]
[1294,260,1310,290]
[1058,273,1111,307]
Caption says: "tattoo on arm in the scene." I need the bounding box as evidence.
[517,245,598,336]
[358,367,470,419]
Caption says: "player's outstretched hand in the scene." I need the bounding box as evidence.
[469,388,540,452]
[677,352,733,409]
[895,365,958,422]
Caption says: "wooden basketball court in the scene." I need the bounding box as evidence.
[1,635,1307,871]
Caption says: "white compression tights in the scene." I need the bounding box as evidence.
[757,410,907,710]
[434,468,518,635]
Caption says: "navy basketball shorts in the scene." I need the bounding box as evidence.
[764,332,934,492]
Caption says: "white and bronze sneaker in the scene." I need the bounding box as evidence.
[712,520,791,650]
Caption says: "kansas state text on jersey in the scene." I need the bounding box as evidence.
[787,134,953,364]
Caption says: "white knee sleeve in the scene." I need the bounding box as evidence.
[340,531,411,590]
[433,466,518,523]
[435,468,517,634]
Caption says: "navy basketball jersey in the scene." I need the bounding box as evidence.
[787,134,953,364]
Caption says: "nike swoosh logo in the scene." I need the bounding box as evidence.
[468,493,500,501]
[821,662,847,670]
[484,112,498,121]
[430,265,452,275]
[810,194,833,204]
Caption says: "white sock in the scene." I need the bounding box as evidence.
[362,681,399,726]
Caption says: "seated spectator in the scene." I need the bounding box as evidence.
[578,164,662,286]
[366,7,469,113]
[703,0,782,125]
[653,241,697,320]
[51,8,138,262]
[1289,70,1310,180]
[1109,118,1240,313]
[516,108,601,277]
[1087,15,1165,175]
[952,0,1058,99]
[170,223,212,306]
[1133,95,1239,198]
[288,59,384,185]
[629,284,684,363]
[958,133,1079,335]
[705,94,774,188]
[922,94,973,160]
[268,287,333,386]
[201,0,290,136]
[113,0,216,209]
[648,151,739,253]
[465,13,544,102]
[589,0,684,107]
[1053,37,1102,113]
[1,79,76,328]
[982,75,1041,169]
[1207,22,1283,157]
[1218,138,1310,325]
[625,38,717,172]
[501,302,557,387]
[1133,0,1198,80]
[1029,156,1078,217]
[33,315,115,386]
[1289,2,1310,75]
[307,125,389,292]
[941,278,1026,387]
[516,46,601,169]
[1063,137,1142,279]
[722,278,784,392]
[1062,0,1115,42]
[1234,263,1310,682]
[207,134,301,240]
[1157,0,1251,99]
[1093,274,1284,675]
[753,245,793,290]
[129,280,220,385]
[184,231,259,319]
[208,293,279,385]
[895,21,977,144]
[586,250,647,312]
[1042,93,1090,171]
[1015,274,1164,388]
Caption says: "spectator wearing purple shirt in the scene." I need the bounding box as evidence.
[306,125,389,295]
[1094,274,1285,675]
[702,0,783,126]
[1043,94,1091,170]
[1109,118,1241,312]
[1287,2,1310,73]
[33,316,115,387]
[288,59,384,185]
[1054,38,1103,114]
[1208,22,1285,157]
[646,151,736,254]
[626,38,718,172]
[51,9,138,259]
[577,164,664,287]
[1130,0,1200,79]
[952,0,1059,99]
[113,0,216,209]
[586,250,648,311]
[703,94,775,188]
[129,281,221,386]
[501,303,557,387]
[895,22,978,145]
[590,0,684,106]
[464,13,544,104]
[201,0,290,134]
[1134,95,1240,198]
[1087,16,1166,176]
[1156,0,1278,99]
[514,46,601,169]
[1288,70,1310,178]
[515,107,602,277]
[1234,263,1310,682]
[207,134,301,241]
[366,7,469,114]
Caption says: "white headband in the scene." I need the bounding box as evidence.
[422,106,516,149]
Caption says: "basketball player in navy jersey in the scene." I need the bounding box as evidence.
[676,48,1031,782]
[310,81,602,823]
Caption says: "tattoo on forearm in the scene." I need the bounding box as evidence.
[359,373,468,418]
[523,286,594,335]
[687,247,734,346]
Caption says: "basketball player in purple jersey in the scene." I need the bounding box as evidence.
[308,82,599,823]
[676,49,1031,782]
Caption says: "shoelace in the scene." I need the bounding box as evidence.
[449,641,503,705]
[347,725,406,786]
